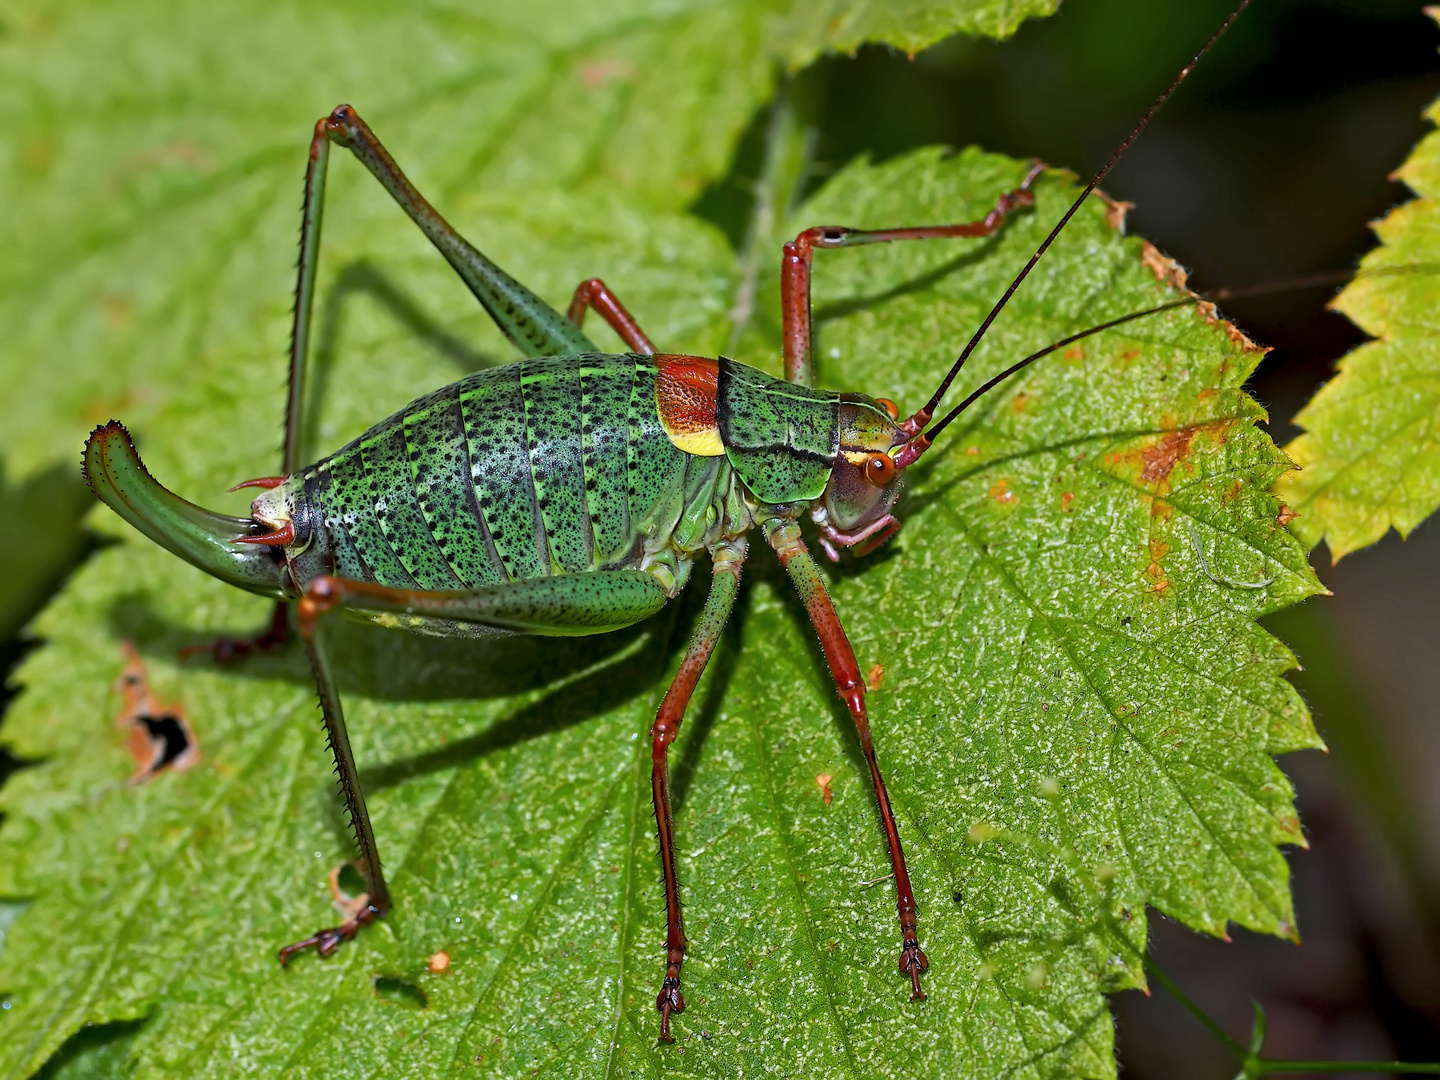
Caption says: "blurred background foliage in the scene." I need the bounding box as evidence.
[2,0,1438,1074]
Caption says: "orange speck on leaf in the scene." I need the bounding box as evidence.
[428,951,451,973]
[865,664,884,691]
[1064,346,1084,362]
[816,773,833,805]
[1277,504,1297,528]
[988,479,1016,504]
[1119,349,1140,364]
[579,59,635,87]
[1009,392,1032,413]
[1060,491,1075,512]
[964,446,980,455]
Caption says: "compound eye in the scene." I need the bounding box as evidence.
[864,453,896,487]
[875,398,900,421]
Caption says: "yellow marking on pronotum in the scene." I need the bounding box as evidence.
[654,354,725,456]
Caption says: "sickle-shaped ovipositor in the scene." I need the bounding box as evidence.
[82,421,290,599]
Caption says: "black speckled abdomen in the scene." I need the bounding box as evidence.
[283,353,722,603]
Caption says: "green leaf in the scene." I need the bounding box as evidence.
[0,145,1320,1076]
[1277,91,1440,559]
[0,3,1320,1077]
[0,0,1055,484]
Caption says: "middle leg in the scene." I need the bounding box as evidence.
[650,539,746,1041]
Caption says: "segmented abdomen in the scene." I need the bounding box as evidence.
[291,353,712,593]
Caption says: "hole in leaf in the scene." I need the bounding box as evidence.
[372,976,428,1010]
[336,863,366,897]
[35,1018,147,1079]
[113,642,199,782]
[136,713,189,768]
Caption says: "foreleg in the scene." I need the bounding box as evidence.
[649,539,746,1040]
[763,518,927,997]
[780,162,1045,386]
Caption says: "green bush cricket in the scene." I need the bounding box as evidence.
[80,4,1251,1042]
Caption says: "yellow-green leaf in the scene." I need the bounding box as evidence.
[1277,90,1440,559]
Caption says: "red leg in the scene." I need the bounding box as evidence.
[780,162,1045,387]
[763,518,928,997]
[178,598,289,664]
[567,277,656,355]
[651,540,746,1040]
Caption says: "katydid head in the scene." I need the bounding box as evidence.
[816,395,906,561]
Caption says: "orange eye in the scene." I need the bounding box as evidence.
[864,453,896,487]
[875,398,900,420]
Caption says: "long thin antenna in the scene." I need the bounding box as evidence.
[903,0,1254,455]
[908,261,1440,451]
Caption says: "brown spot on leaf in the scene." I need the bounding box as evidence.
[1095,188,1134,230]
[1141,241,1189,290]
[1119,349,1140,364]
[1064,345,1084,362]
[114,642,199,783]
[1277,504,1297,528]
[988,479,1016,504]
[1141,428,1197,484]
[1009,391,1032,413]
[815,773,833,805]
[865,664,884,691]
[1146,538,1171,581]
[1138,243,1267,355]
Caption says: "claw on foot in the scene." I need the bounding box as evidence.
[900,939,929,1001]
[656,974,685,1042]
[277,901,383,964]
[178,602,288,664]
